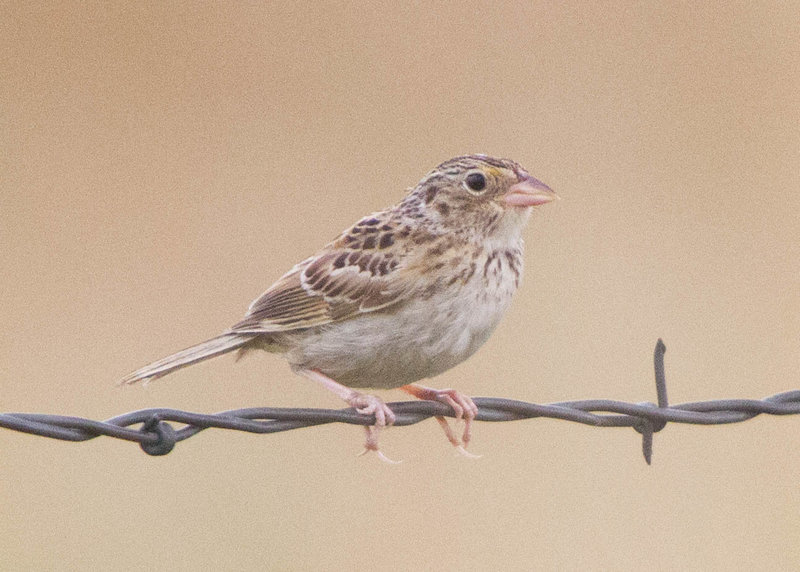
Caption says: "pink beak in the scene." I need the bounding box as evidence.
[503,176,558,207]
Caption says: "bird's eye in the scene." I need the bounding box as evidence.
[464,172,487,193]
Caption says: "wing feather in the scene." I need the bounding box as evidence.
[231,214,421,333]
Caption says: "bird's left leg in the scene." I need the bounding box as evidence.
[400,384,479,456]
[294,368,399,463]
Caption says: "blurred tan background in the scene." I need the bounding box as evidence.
[1,1,799,570]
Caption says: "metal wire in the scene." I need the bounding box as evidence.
[2,340,798,463]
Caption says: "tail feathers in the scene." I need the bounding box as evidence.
[119,333,256,385]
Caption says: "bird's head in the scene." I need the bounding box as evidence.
[405,154,557,242]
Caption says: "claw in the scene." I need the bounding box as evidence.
[454,445,482,459]
[357,426,402,463]
[357,448,402,464]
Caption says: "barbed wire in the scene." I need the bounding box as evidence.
[2,340,798,464]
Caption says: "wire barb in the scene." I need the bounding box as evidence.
[1,341,798,463]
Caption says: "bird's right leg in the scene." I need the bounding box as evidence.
[400,383,480,458]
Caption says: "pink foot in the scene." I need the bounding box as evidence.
[401,384,479,453]
[347,392,396,427]
[357,426,402,464]
[348,393,401,462]
[294,368,398,460]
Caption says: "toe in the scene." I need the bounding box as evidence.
[452,393,477,421]
[442,395,464,420]
[350,393,395,427]
[357,426,401,463]
[382,404,397,426]
[434,416,460,447]
[462,417,473,448]
[373,405,386,427]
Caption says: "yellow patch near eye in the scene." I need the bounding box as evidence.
[483,167,502,178]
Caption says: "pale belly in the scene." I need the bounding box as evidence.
[278,268,518,388]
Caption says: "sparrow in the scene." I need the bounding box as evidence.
[120,154,557,460]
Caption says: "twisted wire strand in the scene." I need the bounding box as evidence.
[2,340,798,463]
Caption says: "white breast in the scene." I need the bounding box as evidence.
[284,246,523,389]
